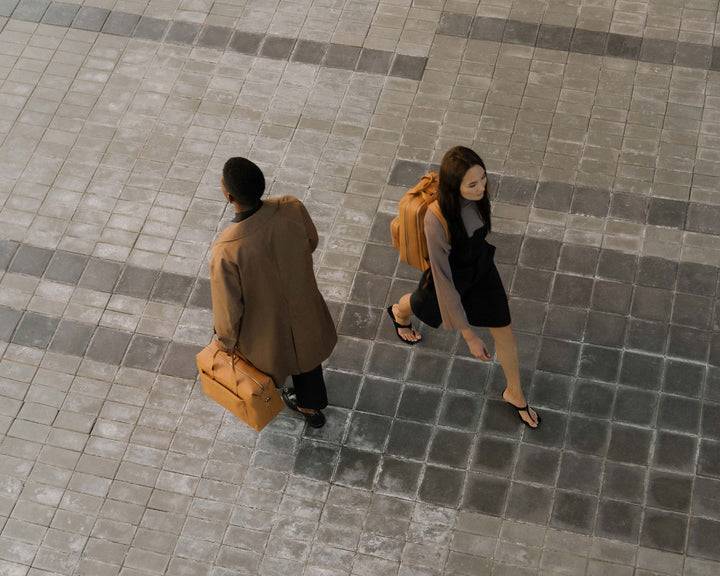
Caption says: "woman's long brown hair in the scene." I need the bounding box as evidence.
[437,146,492,249]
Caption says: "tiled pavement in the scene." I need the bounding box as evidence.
[1,1,720,575]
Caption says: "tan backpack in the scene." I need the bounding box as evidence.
[391,172,450,272]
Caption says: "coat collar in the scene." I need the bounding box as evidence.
[216,198,280,242]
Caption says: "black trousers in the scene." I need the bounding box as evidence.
[291,365,328,410]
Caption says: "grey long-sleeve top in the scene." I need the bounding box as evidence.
[424,198,485,330]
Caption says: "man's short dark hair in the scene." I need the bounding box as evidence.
[223,157,265,205]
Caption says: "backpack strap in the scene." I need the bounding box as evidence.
[428,201,450,244]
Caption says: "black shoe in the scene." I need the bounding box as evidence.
[281,388,326,428]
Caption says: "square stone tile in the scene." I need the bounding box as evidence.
[552,275,594,308]
[376,457,422,499]
[570,29,606,55]
[49,320,95,356]
[505,482,552,524]
[428,429,473,468]
[86,327,132,365]
[437,12,472,37]
[9,245,53,277]
[461,471,508,515]
[470,435,517,476]
[0,0,19,17]
[44,251,88,285]
[579,345,621,382]
[606,33,642,59]
[356,48,393,75]
[133,16,168,41]
[591,280,632,314]
[536,338,580,375]
[338,304,381,340]
[12,312,59,348]
[514,444,559,485]
[291,39,326,64]
[326,336,370,373]
[188,279,212,310]
[613,387,657,426]
[662,359,704,397]
[619,352,663,391]
[166,21,200,45]
[519,237,561,271]
[570,186,610,218]
[535,181,573,212]
[497,176,536,206]
[698,439,720,478]
[565,416,610,457]
[72,6,109,31]
[550,491,597,534]
[389,55,426,81]
[349,272,391,307]
[407,351,449,387]
[609,193,648,223]
[115,266,159,300]
[123,335,169,372]
[324,369,361,409]
[687,204,720,234]
[557,452,602,494]
[355,376,402,417]
[102,11,139,36]
[656,395,700,434]
[647,471,693,513]
[78,259,122,293]
[12,0,48,22]
[701,402,720,441]
[420,465,465,508]
[159,342,201,379]
[672,293,713,330]
[0,305,23,342]
[687,517,720,561]
[653,431,697,473]
[640,509,688,553]
[230,30,263,54]
[503,20,539,45]
[470,16,505,42]
[647,198,687,228]
[603,462,646,503]
[692,477,720,520]
[668,325,710,362]
[293,440,338,482]
[386,419,432,460]
[437,392,482,430]
[151,272,194,305]
[677,262,717,297]
[570,380,615,418]
[607,424,652,465]
[197,25,232,49]
[396,385,441,423]
[367,343,410,380]
[675,42,712,69]
[596,500,641,543]
[597,250,637,283]
[324,44,360,69]
[512,268,554,301]
[345,412,391,452]
[631,286,673,321]
[334,447,379,490]
[640,38,676,64]
[260,36,295,59]
[626,319,668,354]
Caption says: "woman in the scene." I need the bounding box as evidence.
[210,157,337,428]
[387,146,540,428]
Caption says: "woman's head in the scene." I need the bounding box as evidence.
[222,157,265,207]
[438,146,491,234]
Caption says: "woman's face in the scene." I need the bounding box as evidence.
[459,164,487,201]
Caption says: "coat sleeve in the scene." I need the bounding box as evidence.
[209,250,244,351]
[425,210,471,330]
[297,200,319,252]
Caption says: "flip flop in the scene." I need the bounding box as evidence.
[386,306,421,345]
[509,403,541,429]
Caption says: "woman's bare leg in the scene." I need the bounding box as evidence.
[488,324,539,427]
[390,293,422,343]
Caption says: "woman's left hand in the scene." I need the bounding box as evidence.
[463,331,491,361]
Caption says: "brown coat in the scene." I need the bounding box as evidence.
[209,196,337,387]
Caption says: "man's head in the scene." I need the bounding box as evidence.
[221,157,265,207]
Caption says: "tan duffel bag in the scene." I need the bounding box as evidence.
[196,340,284,431]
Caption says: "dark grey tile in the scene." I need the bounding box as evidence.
[151,272,194,305]
[668,325,710,362]
[166,21,200,44]
[536,338,580,375]
[626,319,667,354]
[188,278,212,309]
[514,444,559,485]
[123,335,169,372]
[631,286,673,321]
[9,244,53,276]
[579,345,621,382]
[0,306,22,341]
[447,357,490,392]
[529,371,572,411]
[687,203,720,234]
[706,366,720,401]
[12,312,58,348]
[673,293,713,330]
[536,23,572,50]
[359,243,398,276]
[388,159,428,187]
[640,37,676,64]
[647,198,687,228]
[638,256,678,290]
[492,232,522,264]
[571,380,615,418]
[509,299,546,334]
[428,429,473,468]
[603,462,646,503]
[334,448,379,490]
[596,500,641,543]
[0,0,18,18]
[534,180,573,211]
[702,402,720,441]
[159,341,201,379]
[469,16,505,42]
[324,369,361,409]
[356,376,402,416]
[519,237,560,271]
[49,320,94,356]
[461,472,507,515]
[698,439,720,478]
[605,33,642,59]
[693,477,720,520]
[386,420,431,460]
[503,20,538,45]
[497,175,535,206]
[641,509,688,553]
[511,268,553,301]
[438,392,482,430]
[597,249,638,283]
[115,266,159,299]
[12,0,48,21]
[78,258,122,292]
[346,412,391,452]
[570,28,606,55]
[376,457,422,499]
[102,11,139,36]
[653,431,696,473]
[0,240,18,270]
[662,359,704,397]
[479,398,522,439]
[324,43,360,69]
[72,6,109,31]
[565,416,610,457]
[677,262,717,296]
[326,336,370,372]
[470,436,516,476]
[291,39,326,64]
[389,54,426,81]
[607,424,652,465]
[338,304,381,340]
[43,251,87,285]
[613,387,657,425]
[133,16,167,40]
[522,409,567,449]
[505,483,552,524]
[619,351,663,390]
[197,25,232,49]
[356,48,392,74]
[293,440,338,482]
[687,518,720,561]
[591,280,632,314]
[558,244,598,276]
[367,342,409,380]
[557,452,602,494]
[349,272,390,307]
[656,394,700,434]
[407,351,448,387]
[396,385,441,423]
[229,30,263,54]
[712,46,720,72]
[86,327,132,365]
[260,35,295,59]
[647,471,693,513]
[609,192,648,222]
[551,274,593,308]
[437,12,472,37]
[675,42,713,69]
[550,491,597,534]
[570,186,610,217]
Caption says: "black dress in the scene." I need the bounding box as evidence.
[410,223,511,329]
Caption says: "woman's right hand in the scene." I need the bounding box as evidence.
[463,331,491,361]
